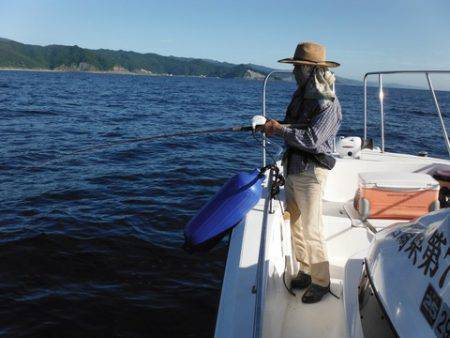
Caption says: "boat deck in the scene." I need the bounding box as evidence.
[281,201,403,338]
[215,151,450,338]
[282,279,346,338]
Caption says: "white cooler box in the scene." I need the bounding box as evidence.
[356,172,440,220]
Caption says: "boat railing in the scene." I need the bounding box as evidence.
[363,70,450,158]
[261,70,292,166]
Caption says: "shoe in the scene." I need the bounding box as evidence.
[301,283,330,303]
[290,271,311,290]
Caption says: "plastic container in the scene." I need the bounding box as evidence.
[184,169,264,251]
[357,172,440,220]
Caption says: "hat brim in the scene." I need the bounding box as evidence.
[278,58,340,68]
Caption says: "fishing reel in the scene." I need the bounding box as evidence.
[251,115,267,134]
[251,115,284,162]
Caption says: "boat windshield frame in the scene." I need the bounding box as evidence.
[363,70,450,158]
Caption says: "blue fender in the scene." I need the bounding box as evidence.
[184,169,264,251]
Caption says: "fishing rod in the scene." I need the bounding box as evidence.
[68,125,254,155]
[34,116,306,165]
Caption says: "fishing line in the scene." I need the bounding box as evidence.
[32,125,252,167]
[251,129,286,165]
[252,132,279,165]
[32,122,305,167]
[67,126,254,155]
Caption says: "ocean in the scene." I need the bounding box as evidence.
[0,70,449,337]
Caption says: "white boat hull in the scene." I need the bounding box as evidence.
[215,150,450,338]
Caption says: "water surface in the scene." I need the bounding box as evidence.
[0,71,448,337]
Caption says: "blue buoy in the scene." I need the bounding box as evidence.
[184,169,264,251]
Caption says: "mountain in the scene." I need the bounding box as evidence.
[0,37,424,89]
[0,37,267,79]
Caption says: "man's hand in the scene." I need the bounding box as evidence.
[263,119,283,137]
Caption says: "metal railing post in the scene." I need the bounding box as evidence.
[364,70,450,157]
[261,70,292,166]
[364,75,368,139]
[425,73,450,157]
[262,76,268,167]
[378,74,385,152]
[252,169,273,338]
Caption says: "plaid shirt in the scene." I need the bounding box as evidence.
[281,96,342,175]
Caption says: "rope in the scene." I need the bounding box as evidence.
[329,288,341,299]
[283,267,296,297]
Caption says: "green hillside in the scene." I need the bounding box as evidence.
[0,37,266,78]
[1,37,382,86]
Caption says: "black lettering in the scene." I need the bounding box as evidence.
[418,230,447,278]
[421,284,442,327]
[434,303,449,338]
[404,233,424,265]
[438,248,450,289]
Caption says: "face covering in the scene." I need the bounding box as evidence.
[293,65,312,87]
[293,65,336,100]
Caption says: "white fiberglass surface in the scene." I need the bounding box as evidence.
[279,208,371,338]
[216,151,450,338]
[275,152,450,338]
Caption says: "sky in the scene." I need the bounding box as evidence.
[1,0,450,88]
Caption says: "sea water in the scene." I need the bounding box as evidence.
[0,71,449,337]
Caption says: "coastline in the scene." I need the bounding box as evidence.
[0,67,211,78]
[1,68,442,91]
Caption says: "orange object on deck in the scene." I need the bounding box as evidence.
[357,172,440,220]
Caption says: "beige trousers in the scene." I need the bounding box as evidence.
[285,164,330,287]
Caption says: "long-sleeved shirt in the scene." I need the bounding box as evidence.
[280,95,342,175]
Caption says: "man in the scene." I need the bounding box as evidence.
[263,42,342,303]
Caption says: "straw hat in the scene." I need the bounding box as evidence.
[278,42,340,68]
